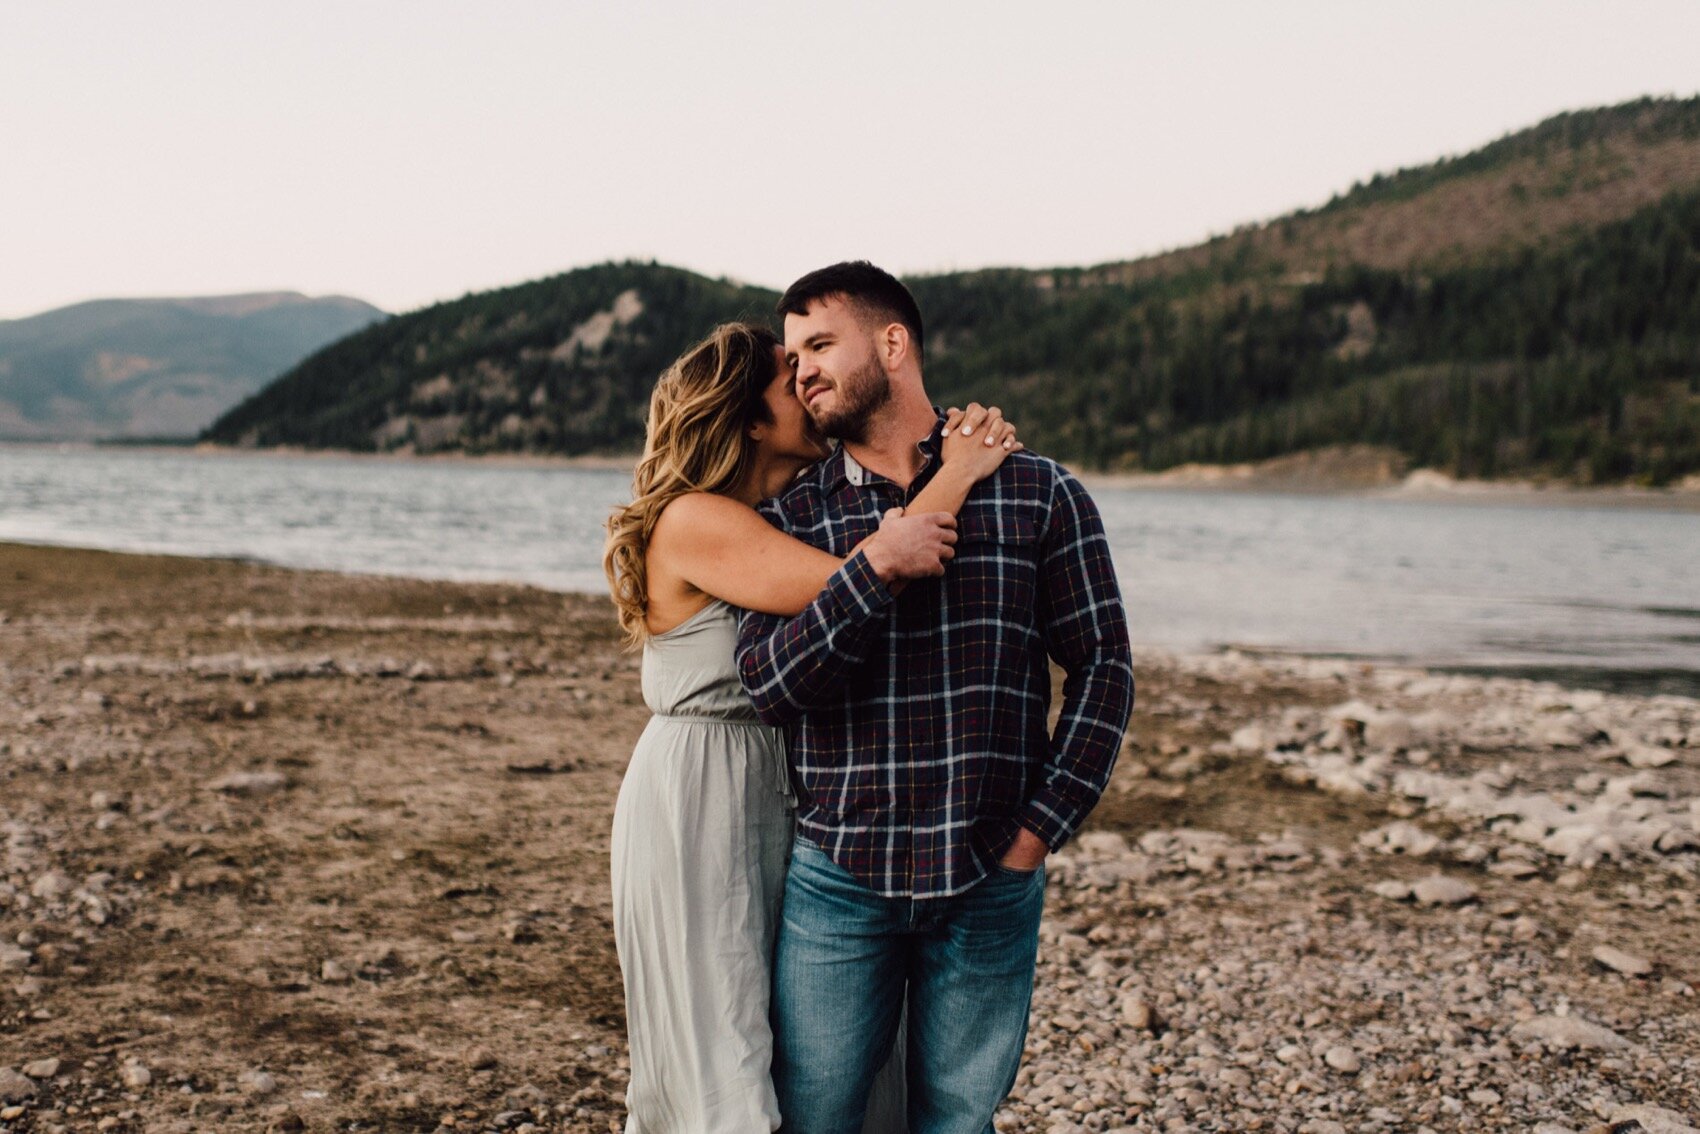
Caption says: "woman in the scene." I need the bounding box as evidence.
[603,322,1019,1132]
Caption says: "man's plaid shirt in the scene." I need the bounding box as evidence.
[735,422,1135,899]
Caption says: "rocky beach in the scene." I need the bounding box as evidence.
[0,542,1696,1133]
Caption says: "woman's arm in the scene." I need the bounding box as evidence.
[648,494,957,617]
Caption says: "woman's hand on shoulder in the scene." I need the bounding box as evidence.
[940,402,1022,482]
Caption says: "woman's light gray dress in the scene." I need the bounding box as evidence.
[609,599,904,1133]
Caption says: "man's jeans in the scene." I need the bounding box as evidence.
[773,837,1046,1134]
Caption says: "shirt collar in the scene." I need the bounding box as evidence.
[827,409,949,491]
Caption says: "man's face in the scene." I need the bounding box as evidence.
[783,296,891,443]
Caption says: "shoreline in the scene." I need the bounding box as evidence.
[9,439,1700,510]
[1,540,1694,697]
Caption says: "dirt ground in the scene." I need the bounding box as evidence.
[0,543,1694,1133]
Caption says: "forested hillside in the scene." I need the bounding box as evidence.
[205,97,1700,484]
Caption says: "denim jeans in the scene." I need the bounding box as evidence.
[773,837,1046,1134]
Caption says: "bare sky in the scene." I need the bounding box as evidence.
[4,1,1698,319]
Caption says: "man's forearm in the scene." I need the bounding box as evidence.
[1017,648,1136,849]
[1019,467,1137,850]
[735,550,894,725]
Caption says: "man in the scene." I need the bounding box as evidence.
[736,261,1134,1132]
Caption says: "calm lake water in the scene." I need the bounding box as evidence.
[3,444,1697,692]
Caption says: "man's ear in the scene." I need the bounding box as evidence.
[880,323,911,371]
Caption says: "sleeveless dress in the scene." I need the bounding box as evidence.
[609,599,905,1133]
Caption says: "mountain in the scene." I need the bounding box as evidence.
[0,292,386,441]
[204,96,1700,484]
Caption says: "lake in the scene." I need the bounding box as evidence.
[2,444,1697,692]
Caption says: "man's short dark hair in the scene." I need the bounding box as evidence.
[776,261,924,363]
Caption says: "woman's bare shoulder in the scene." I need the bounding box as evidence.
[652,491,755,531]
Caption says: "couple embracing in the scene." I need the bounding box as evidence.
[604,262,1135,1133]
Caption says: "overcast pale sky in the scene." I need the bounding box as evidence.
[4,1,1698,319]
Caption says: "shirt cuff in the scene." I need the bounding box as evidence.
[824,549,896,624]
[1017,788,1094,852]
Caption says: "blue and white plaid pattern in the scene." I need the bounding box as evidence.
[736,423,1135,899]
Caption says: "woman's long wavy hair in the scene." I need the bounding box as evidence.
[604,321,780,647]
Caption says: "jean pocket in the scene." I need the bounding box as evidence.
[993,860,1046,880]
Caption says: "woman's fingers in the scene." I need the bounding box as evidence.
[942,407,964,436]
[959,402,988,437]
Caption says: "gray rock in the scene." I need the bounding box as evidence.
[1364,711,1414,751]
[119,1059,152,1088]
[1119,995,1160,1033]
[1592,945,1654,977]
[30,870,73,899]
[1370,880,1413,901]
[206,771,287,796]
[1411,875,1477,906]
[1229,725,1269,754]
[1510,1014,1631,1051]
[1533,715,1589,748]
[238,1069,278,1095]
[0,945,32,972]
[1623,743,1677,769]
[1608,1104,1700,1134]
[1359,820,1442,857]
[1075,831,1129,857]
[1323,1045,1361,1073]
[22,1058,60,1080]
[0,1067,38,1100]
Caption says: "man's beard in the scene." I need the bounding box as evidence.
[807,352,892,443]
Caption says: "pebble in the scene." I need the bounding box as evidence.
[119,1059,152,1088]
[1119,996,1160,1033]
[206,771,288,796]
[1608,1104,1700,1134]
[1510,1015,1632,1052]
[1411,875,1477,906]
[1323,1045,1361,1073]
[0,1068,37,1100]
[1622,743,1677,769]
[239,1069,278,1095]
[22,1058,60,1079]
[1592,945,1653,977]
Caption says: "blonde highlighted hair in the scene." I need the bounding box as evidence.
[604,322,780,647]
